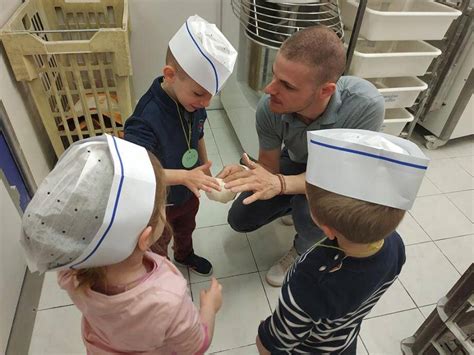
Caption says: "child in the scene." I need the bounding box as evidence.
[21,135,222,354]
[124,15,237,275]
[256,129,429,354]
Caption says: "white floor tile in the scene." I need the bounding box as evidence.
[455,156,474,176]
[360,309,425,355]
[204,132,220,156]
[207,153,223,177]
[191,273,271,353]
[247,220,295,271]
[425,159,474,193]
[220,149,244,167]
[258,271,281,311]
[410,195,473,240]
[418,145,450,160]
[366,279,416,318]
[416,176,441,197]
[37,272,73,311]
[205,120,211,132]
[436,136,474,158]
[396,213,431,245]
[208,96,223,110]
[436,234,473,274]
[213,127,243,154]
[189,225,257,283]
[196,194,232,229]
[357,337,368,355]
[29,306,84,355]
[447,190,474,223]
[210,344,259,354]
[207,109,232,129]
[419,304,436,319]
[398,242,460,306]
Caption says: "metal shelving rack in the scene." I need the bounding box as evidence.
[401,264,474,355]
[404,0,472,142]
[344,0,472,143]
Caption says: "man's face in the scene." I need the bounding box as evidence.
[264,53,319,114]
[173,74,213,113]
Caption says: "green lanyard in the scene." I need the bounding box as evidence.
[172,99,199,168]
[161,82,199,168]
[174,100,192,150]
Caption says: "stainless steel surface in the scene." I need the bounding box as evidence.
[231,0,344,49]
[247,38,278,92]
[439,69,473,140]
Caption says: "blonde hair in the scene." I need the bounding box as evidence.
[306,183,405,244]
[280,25,346,85]
[75,151,169,289]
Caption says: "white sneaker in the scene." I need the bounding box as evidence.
[266,247,299,287]
[280,215,294,226]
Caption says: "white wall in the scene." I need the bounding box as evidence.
[0,0,55,186]
[129,0,222,99]
[0,175,26,354]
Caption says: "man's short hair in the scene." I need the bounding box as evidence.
[280,26,346,85]
[306,183,405,244]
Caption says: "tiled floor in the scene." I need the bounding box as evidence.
[28,110,473,355]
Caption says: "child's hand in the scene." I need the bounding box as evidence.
[200,277,223,313]
[184,162,221,197]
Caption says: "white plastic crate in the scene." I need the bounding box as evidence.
[0,0,132,157]
[341,0,461,41]
[347,39,441,78]
[381,108,414,136]
[368,77,428,109]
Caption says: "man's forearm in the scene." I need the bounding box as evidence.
[280,172,306,195]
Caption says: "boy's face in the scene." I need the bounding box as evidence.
[172,74,213,112]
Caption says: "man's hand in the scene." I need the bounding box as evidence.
[216,163,246,180]
[223,153,281,205]
[181,161,221,198]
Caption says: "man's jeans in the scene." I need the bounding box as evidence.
[227,149,325,254]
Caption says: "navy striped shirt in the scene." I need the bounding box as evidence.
[259,232,405,354]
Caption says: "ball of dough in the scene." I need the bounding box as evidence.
[206,178,237,203]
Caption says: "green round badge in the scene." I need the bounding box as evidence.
[182,148,199,168]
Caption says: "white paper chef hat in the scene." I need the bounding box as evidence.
[169,14,238,95]
[21,134,156,273]
[306,129,429,210]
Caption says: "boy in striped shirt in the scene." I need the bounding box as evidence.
[257,129,429,354]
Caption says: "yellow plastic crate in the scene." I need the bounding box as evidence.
[0,0,133,157]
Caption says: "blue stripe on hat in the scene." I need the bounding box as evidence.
[71,136,125,269]
[185,19,219,94]
[310,139,428,170]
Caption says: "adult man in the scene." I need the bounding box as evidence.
[219,26,384,287]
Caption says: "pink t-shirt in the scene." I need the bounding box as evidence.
[58,252,209,354]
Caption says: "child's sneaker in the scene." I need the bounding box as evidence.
[176,252,213,276]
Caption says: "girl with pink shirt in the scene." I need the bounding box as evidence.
[21,135,221,354]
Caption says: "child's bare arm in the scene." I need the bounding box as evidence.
[256,335,271,355]
[199,278,222,345]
